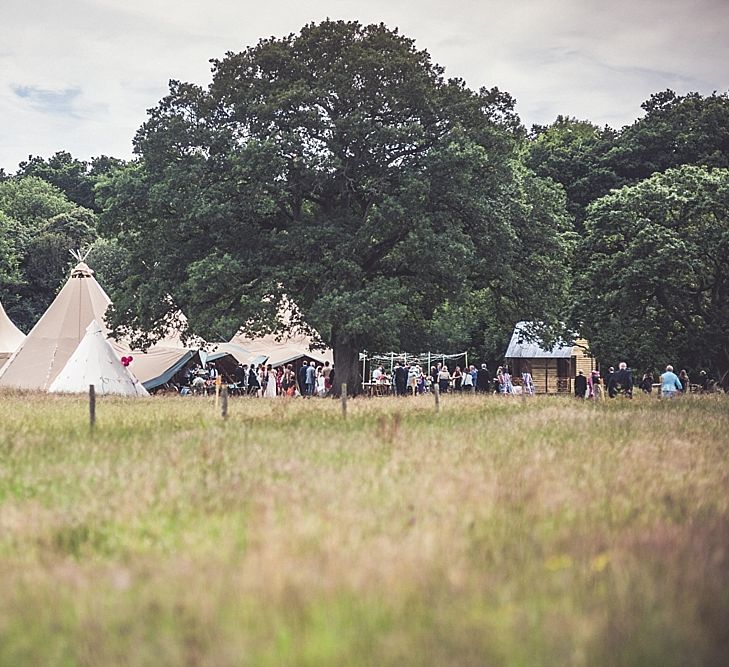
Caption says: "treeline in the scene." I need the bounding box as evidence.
[1,21,727,391]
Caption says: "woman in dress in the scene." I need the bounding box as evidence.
[263,364,277,397]
[501,366,514,395]
[453,366,463,391]
[438,365,451,394]
[521,369,535,395]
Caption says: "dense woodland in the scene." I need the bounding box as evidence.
[1,21,728,392]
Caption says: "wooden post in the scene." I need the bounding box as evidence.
[89,384,96,431]
[434,382,440,413]
[221,384,228,420]
[341,383,348,419]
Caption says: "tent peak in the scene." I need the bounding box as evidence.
[71,262,94,278]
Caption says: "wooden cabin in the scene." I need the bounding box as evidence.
[504,322,597,394]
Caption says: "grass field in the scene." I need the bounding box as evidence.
[0,392,727,666]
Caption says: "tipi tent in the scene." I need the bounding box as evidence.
[49,320,149,396]
[0,261,199,393]
[0,299,25,368]
[0,262,111,391]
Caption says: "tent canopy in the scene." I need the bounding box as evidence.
[0,299,25,367]
[0,262,112,391]
[49,320,149,396]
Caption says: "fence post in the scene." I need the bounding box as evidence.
[434,382,440,413]
[221,384,229,420]
[341,383,348,419]
[89,384,96,431]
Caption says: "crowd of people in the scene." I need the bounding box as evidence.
[573,363,713,399]
[368,361,536,396]
[178,360,335,397]
[173,356,717,399]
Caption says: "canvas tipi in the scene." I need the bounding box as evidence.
[49,320,148,396]
[0,299,25,368]
[0,262,111,391]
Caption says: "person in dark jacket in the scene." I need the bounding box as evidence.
[639,372,653,394]
[393,362,408,396]
[608,362,633,398]
[574,370,587,398]
[247,365,260,396]
[476,364,490,393]
[298,361,309,396]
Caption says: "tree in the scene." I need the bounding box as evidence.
[17,151,97,211]
[574,165,729,383]
[528,92,729,229]
[605,90,729,182]
[527,116,619,229]
[0,176,98,329]
[15,151,126,212]
[99,20,571,393]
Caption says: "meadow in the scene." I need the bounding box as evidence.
[0,392,727,666]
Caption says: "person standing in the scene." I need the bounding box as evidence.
[521,368,535,396]
[263,364,277,397]
[660,365,683,398]
[235,364,248,394]
[322,361,332,393]
[476,364,490,393]
[462,366,475,393]
[407,363,420,396]
[574,369,587,398]
[608,362,633,398]
[298,361,309,396]
[604,367,615,396]
[678,369,690,394]
[305,362,317,397]
[247,365,260,396]
[394,362,408,396]
[438,365,451,394]
[588,370,602,399]
[453,366,463,391]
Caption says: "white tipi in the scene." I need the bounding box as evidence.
[0,299,25,368]
[0,262,111,391]
[49,320,149,396]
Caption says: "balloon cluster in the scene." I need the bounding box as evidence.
[121,356,134,367]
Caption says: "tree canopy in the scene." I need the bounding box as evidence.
[0,176,98,329]
[574,165,729,380]
[99,20,572,392]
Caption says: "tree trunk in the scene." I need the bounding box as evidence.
[332,338,361,397]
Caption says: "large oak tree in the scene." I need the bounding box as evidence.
[99,20,571,393]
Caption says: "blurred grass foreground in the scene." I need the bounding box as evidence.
[0,393,727,666]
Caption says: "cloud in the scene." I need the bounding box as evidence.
[12,85,83,117]
[0,0,727,170]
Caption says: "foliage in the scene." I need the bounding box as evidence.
[15,151,125,212]
[574,165,729,379]
[527,116,619,228]
[528,91,729,228]
[0,177,98,330]
[99,20,571,392]
[0,393,727,665]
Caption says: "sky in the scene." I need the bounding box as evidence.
[1,0,728,172]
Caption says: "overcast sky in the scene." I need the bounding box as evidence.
[1,0,727,172]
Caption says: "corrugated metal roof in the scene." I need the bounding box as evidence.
[504,322,574,359]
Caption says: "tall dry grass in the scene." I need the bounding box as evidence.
[0,392,727,665]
